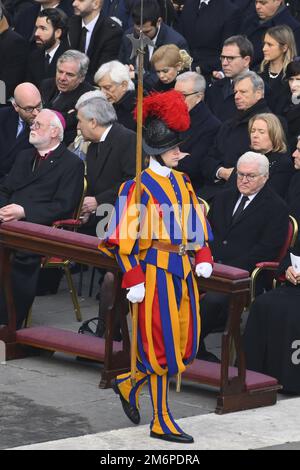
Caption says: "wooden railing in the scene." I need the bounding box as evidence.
[0,221,280,414]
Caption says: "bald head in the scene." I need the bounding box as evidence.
[13,83,42,125]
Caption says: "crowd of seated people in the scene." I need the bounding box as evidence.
[1,0,300,392]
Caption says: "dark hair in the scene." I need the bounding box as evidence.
[286,58,300,79]
[38,7,68,37]
[132,0,161,26]
[223,35,254,59]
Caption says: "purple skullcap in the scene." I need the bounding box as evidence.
[52,110,66,130]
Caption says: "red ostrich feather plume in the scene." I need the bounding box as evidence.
[135,90,190,132]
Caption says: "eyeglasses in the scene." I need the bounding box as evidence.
[220,55,242,63]
[30,121,46,130]
[15,101,43,113]
[236,171,262,181]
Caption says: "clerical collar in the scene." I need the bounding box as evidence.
[149,156,171,177]
[37,142,60,157]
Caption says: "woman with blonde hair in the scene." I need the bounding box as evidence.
[150,44,193,92]
[259,25,297,114]
[248,112,294,197]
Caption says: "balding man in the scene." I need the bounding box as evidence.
[0,108,84,328]
[0,82,42,181]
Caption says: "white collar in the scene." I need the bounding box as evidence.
[82,13,100,31]
[199,0,210,6]
[149,156,171,177]
[100,124,113,142]
[37,142,60,156]
[46,42,60,60]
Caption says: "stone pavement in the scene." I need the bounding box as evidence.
[1,270,299,451]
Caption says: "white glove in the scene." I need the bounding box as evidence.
[195,262,213,278]
[126,282,145,303]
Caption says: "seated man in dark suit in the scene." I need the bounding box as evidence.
[119,0,188,89]
[198,71,270,202]
[69,0,123,83]
[197,151,289,361]
[174,71,221,193]
[40,49,94,145]
[0,3,30,100]
[0,108,84,328]
[26,7,69,88]
[75,90,137,232]
[205,35,254,122]
[14,0,74,40]
[177,0,240,79]
[0,82,42,181]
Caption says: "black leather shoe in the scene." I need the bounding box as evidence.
[150,431,194,444]
[111,378,140,425]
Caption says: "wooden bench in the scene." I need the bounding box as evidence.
[0,220,280,414]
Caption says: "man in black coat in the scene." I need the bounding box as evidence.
[14,0,74,40]
[199,71,270,202]
[26,8,69,88]
[0,108,84,328]
[177,0,240,79]
[0,6,30,101]
[241,0,300,69]
[40,49,94,145]
[69,0,123,83]
[75,90,137,233]
[0,82,42,181]
[198,151,289,361]
[119,0,188,89]
[205,35,254,122]
[174,71,221,192]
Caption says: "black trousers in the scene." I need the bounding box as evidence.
[0,251,41,329]
[198,291,230,353]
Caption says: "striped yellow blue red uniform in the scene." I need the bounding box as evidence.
[99,167,213,435]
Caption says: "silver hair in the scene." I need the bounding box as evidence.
[48,110,64,142]
[175,71,206,94]
[94,60,135,91]
[76,96,117,127]
[57,50,90,79]
[76,89,107,108]
[237,151,269,176]
[233,70,265,96]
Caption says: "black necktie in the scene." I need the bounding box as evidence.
[79,26,88,53]
[45,53,51,72]
[232,195,249,223]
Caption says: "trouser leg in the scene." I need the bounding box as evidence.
[148,373,183,435]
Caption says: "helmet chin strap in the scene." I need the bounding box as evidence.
[154,155,166,166]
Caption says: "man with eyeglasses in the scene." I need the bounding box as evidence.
[174,71,221,193]
[197,151,289,362]
[0,108,84,329]
[241,0,300,69]
[198,71,271,202]
[206,35,254,122]
[0,82,43,182]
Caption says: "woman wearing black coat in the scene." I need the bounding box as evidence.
[94,60,137,131]
[283,59,300,151]
[244,239,300,394]
[248,113,294,198]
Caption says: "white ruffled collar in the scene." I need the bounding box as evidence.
[149,156,171,177]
